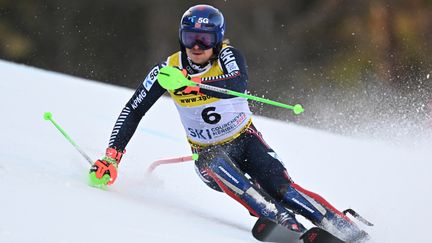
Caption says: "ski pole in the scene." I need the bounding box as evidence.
[147,154,198,174]
[43,112,93,165]
[157,66,304,115]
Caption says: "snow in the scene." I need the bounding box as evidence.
[0,59,431,243]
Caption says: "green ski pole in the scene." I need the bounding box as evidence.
[43,112,93,165]
[157,66,304,115]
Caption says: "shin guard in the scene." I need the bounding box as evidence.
[281,183,365,241]
[207,156,304,232]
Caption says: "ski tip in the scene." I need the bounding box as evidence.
[343,208,374,226]
[43,112,53,121]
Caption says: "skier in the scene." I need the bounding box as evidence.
[89,4,367,242]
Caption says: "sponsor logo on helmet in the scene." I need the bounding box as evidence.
[188,16,210,24]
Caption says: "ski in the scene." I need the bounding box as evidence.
[252,218,345,243]
[343,209,373,226]
[252,217,303,243]
[301,227,345,243]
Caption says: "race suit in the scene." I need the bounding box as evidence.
[106,44,364,241]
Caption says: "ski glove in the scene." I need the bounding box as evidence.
[180,69,202,94]
[89,147,124,186]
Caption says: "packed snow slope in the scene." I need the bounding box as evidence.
[0,59,431,243]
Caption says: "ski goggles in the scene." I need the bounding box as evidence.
[181,30,217,50]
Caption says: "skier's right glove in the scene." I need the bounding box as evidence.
[180,69,202,94]
[89,147,124,187]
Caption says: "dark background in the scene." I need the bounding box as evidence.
[2,0,432,137]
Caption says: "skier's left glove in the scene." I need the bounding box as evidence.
[89,147,124,187]
[180,69,202,94]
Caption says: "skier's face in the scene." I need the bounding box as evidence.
[185,45,213,65]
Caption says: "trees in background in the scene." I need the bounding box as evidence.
[1,0,431,133]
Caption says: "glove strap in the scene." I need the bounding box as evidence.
[104,147,125,165]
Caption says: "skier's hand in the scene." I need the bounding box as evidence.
[180,69,202,94]
[89,148,124,186]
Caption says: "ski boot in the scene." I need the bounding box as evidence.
[280,183,370,242]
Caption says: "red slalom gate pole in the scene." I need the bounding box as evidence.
[147,154,198,173]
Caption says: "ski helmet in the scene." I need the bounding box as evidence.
[179,4,225,54]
